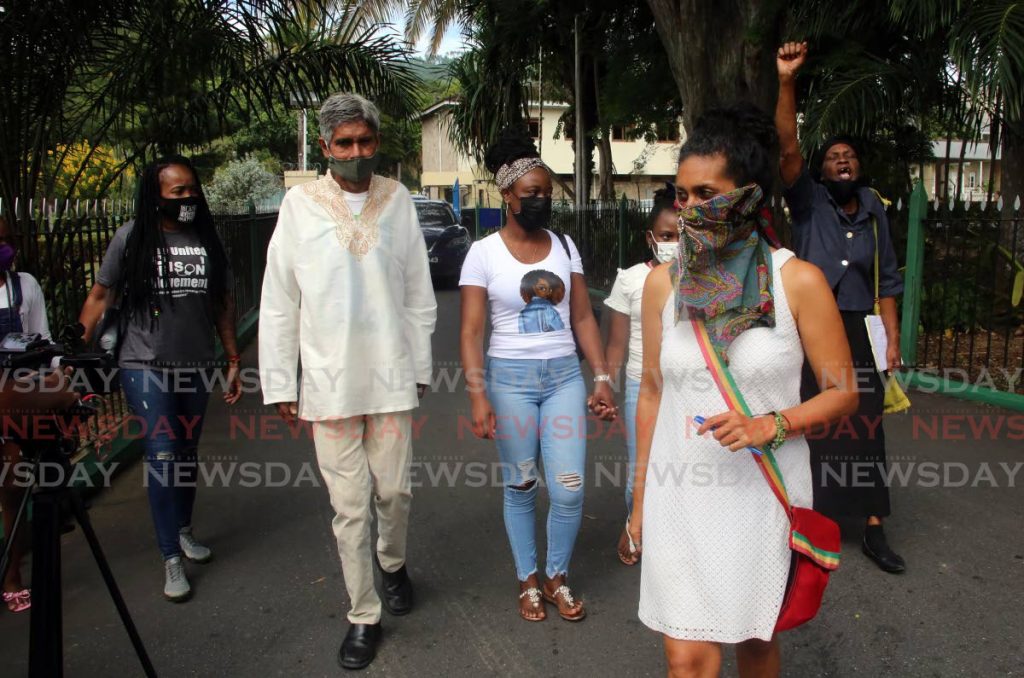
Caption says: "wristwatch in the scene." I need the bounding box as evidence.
[594,374,611,383]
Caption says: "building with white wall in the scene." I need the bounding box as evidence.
[420,100,684,207]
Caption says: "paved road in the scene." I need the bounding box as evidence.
[1,288,1022,676]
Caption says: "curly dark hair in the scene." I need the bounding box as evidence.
[484,125,540,175]
[678,103,779,198]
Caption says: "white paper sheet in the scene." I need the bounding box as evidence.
[864,315,888,372]
[1,332,42,352]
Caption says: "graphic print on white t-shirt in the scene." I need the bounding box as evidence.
[459,229,584,360]
[517,269,566,333]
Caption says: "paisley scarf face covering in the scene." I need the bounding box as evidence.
[671,183,776,362]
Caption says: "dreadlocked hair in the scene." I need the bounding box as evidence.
[119,155,229,327]
[484,125,539,175]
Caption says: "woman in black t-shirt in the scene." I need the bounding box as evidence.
[79,156,242,601]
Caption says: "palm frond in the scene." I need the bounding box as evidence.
[0,0,422,207]
[951,1,1024,121]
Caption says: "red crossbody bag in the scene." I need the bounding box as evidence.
[691,318,841,631]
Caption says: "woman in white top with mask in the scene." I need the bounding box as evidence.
[603,187,680,565]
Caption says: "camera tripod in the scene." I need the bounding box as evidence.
[0,412,157,677]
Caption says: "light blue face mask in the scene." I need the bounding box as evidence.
[651,236,678,264]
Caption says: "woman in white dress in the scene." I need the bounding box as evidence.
[628,104,858,677]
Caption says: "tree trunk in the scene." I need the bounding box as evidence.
[1001,124,1024,215]
[593,60,615,201]
[955,134,968,202]
[940,134,953,202]
[645,0,784,133]
[598,129,615,200]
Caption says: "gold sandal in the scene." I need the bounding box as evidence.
[542,584,586,622]
[518,587,546,622]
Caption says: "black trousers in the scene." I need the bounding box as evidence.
[801,310,892,518]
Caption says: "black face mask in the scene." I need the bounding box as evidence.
[513,196,552,232]
[157,196,201,224]
[822,180,861,207]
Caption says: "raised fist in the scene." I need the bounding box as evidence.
[777,41,808,81]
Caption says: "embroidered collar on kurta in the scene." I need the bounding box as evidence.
[301,173,397,260]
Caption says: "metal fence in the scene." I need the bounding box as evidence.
[5,200,277,461]
[544,188,1024,400]
[549,199,651,292]
[902,187,1023,395]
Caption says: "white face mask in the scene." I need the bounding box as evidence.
[651,237,678,264]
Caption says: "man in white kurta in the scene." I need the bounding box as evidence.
[258,93,436,669]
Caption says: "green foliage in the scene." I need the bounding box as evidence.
[920,278,982,332]
[378,115,423,188]
[0,0,423,220]
[787,0,1024,197]
[205,157,283,214]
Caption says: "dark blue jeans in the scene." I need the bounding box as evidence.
[120,368,211,560]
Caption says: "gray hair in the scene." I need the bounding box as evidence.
[318,93,381,139]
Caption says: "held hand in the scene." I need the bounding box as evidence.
[697,410,776,452]
[223,365,242,404]
[886,343,902,372]
[777,41,808,81]
[471,396,497,439]
[587,381,618,421]
[276,401,299,426]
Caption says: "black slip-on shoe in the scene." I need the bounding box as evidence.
[338,622,382,671]
[376,556,414,616]
[862,525,906,574]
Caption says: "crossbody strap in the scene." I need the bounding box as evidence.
[871,217,880,315]
[9,272,22,310]
[554,231,571,260]
[690,316,793,518]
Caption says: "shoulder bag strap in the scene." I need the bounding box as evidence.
[871,217,881,315]
[554,231,571,260]
[10,271,22,309]
[689,316,793,518]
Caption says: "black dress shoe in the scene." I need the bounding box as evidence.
[375,555,414,615]
[338,622,382,671]
[862,525,906,574]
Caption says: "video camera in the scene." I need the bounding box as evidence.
[1,322,118,396]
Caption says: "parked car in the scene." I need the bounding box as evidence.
[415,199,471,286]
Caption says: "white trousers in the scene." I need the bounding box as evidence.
[312,412,413,624]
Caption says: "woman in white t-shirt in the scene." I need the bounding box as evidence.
[460,128,616,623]
[603,188,679,566]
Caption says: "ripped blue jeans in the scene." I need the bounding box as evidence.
[485,356,587,581]
[120,368,211,560]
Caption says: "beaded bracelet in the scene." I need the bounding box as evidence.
[765,411,788,453]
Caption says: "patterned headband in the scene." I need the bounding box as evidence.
[495,156,548,190]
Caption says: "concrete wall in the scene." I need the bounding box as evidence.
[283,170,318,188]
